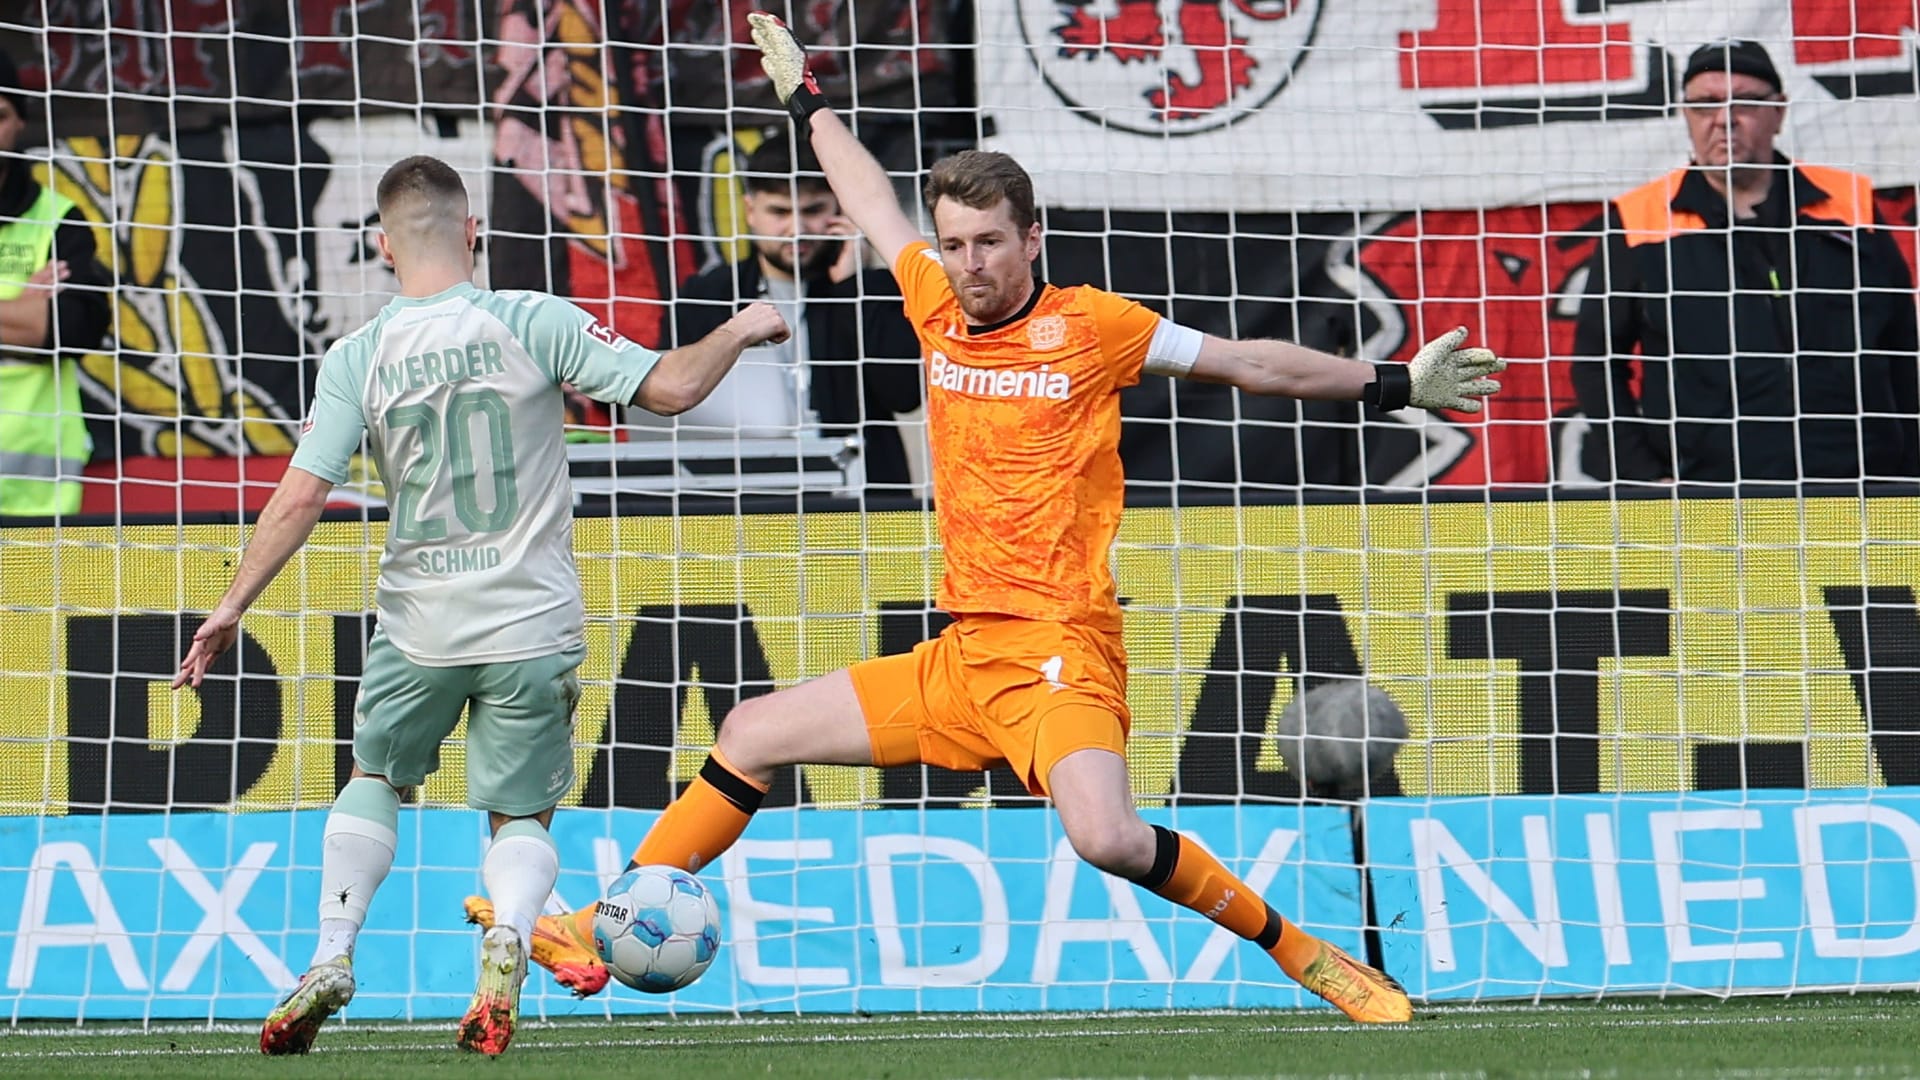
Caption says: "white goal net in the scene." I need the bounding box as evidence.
[2,0,1919,1023]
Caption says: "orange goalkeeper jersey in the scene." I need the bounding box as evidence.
[893,241,1162,631]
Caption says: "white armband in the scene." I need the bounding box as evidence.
[1143,318,1204,378]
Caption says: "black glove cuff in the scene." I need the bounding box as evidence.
[787,84,831,125]
[1365,363,1411,412]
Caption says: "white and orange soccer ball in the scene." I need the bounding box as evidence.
[590,865,722,993]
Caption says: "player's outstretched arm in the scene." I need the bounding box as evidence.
[748,12,922,268]
[173,466,334,688]
[1186,327,1505,413]
[632,301,790,416]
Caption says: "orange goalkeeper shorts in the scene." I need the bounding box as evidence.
[849,613,1131,796]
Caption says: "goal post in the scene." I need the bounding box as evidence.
[3,0,1920,1022]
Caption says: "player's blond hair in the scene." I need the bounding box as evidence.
[924,150,1036,232]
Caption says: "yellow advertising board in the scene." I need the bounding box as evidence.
[4,497,1917,813]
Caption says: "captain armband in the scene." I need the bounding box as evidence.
[1142,318,1204,378]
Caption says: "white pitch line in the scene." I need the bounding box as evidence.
[0,1024,1260,1060]
[0,1008,1914,1063]
[9,995,1915,1039]
[0,1007,1269,1037]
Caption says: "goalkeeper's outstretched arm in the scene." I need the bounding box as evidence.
[800,111,923,269]
[1187,327,1506,414]
[748,12,922,268]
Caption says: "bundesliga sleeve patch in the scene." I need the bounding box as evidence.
[585,320,632,350]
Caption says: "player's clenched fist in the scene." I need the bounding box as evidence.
[726,300,792,348]
[1407,327,1505,413]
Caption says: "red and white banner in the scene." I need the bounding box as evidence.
[978,0,1920,212]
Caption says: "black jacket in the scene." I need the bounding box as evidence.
[1572,158,1920,483]
[667,256,923,488]
[0,161,112,358]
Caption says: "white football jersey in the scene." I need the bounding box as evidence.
[291,283,658,665]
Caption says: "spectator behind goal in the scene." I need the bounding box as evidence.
[1571,39,1920,486]
[0,49,112,517]
[644,130,923,489]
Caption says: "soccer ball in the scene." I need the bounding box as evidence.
[590,865,722,993]
[1274,678,1409,798]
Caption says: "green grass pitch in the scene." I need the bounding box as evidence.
[2,994,1917,1079]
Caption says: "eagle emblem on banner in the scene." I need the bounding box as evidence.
[1021,0,1321,134]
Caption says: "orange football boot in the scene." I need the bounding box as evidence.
[1292,940,1414,1023]
[463,895,608,997]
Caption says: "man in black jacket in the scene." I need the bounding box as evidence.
[0,50,113,516]
[655,131,922,489]
[1572,39,1919,485]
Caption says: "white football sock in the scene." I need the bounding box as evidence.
[312,777,401,967]
[483,819,560,955]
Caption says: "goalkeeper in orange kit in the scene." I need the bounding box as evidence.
[465,11,1504,1022]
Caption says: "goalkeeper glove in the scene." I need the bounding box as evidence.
[1367,326,1505,413]
[748,12,831,124]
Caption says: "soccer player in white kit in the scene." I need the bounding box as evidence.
[173,155,790,1057]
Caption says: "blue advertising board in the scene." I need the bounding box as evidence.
[1365,788,1920,1000]
[0,804,1361,1020]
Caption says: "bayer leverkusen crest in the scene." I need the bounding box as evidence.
[1020,0,1322,136]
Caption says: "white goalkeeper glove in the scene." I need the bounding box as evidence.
[1368,326,1506,413]
[747,11,831,123]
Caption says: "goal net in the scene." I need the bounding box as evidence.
[3,0,1920,1023]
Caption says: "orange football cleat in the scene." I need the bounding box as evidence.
[1294,941,1414,1024]
[463,895,608,997]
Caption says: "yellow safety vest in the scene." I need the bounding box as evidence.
[0,184,90,517]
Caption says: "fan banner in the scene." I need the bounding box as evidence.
[1366,788,1920,999]
[978,0,1920,211]
[25,116,493,461]
[0,804,1360,1019]
[0,0,488,138]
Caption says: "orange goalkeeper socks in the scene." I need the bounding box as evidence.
[566,748,769,945]
[1129,824,1321,979]
[1265,914,1327,984]
[1130,824,1275,942]
[628,747,769,872]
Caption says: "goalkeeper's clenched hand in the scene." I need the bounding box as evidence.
[1407,327,1505,413]
[748,11,829,121]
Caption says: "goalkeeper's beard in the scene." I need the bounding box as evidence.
[954,275,1029,325]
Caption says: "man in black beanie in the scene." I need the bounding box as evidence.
[1571,39,1919,485]
[0,49,112,516]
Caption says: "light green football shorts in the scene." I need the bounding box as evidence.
[350,629,585,816]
